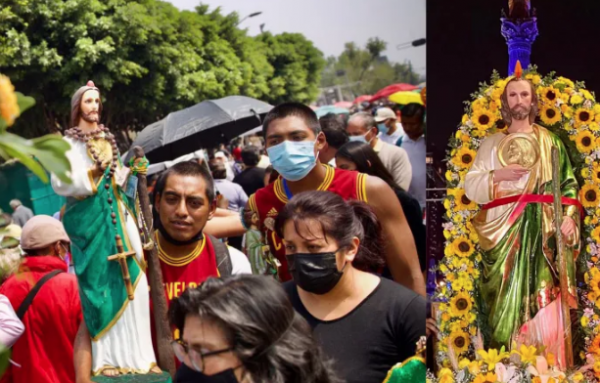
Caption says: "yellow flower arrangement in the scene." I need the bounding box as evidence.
[449,292,473,317]
[452,147,477,169]
[439,68,600,373]
[449,330,471,354]
[589,334,600,356]
[540,104,562,126]
[580,183,600,208]
[0,74,19,127]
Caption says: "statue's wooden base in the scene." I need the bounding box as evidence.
[92,372,172,383]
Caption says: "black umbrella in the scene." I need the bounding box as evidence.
[126,96,272,163]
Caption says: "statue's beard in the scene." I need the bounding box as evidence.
[81,111,100,123]
[510,105,530,121]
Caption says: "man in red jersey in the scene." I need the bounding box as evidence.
[205,102,424,296]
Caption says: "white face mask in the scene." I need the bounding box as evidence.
[348,129,374,143]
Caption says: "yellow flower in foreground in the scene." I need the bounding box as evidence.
[473,372,497,383]
[593,163,600,183]
[449,330,470,354]
[570,94,584,105]
[557,76,575,88]
[0,74,19,127]
[477,348,509,371]
[572,372,584,382]
[574,130,597,153]
[581,183,600,208]
[449,292,473,317]
[539,86,561,105]
[512,344,538,364]
[591,270,600,297]
[438,368,454,383]
[581,315,590,328]
[582,89,595,101]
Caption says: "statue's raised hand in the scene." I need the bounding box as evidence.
[493,164,529,182]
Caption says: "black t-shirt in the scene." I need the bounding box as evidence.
[233,167,266,197]
[283,278,425,383]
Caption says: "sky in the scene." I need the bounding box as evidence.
[165,0,426,75]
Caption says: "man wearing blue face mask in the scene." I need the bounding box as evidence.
[238,103,425,296]
[374,107,405,146]
[346,112,412,191]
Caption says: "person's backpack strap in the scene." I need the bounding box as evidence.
[207,234,233,277]
[16,269,63,320]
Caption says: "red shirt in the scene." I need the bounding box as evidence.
[249,165,367,281]
[0,256,82,383]
[150,234,220,356]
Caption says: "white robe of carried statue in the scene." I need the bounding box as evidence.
[52,136,157,375]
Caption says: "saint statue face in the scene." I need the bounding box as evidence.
[80,89,101,123]
[506,81,533,121]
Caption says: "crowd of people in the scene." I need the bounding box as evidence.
[0,101,426,383]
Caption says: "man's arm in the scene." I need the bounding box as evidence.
[366,175,425,296]
[74,321,93,383]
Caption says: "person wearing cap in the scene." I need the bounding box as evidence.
[9,199,33,228]
[374,107,405,146]
[0,215,82,383]
[346,112,413,191]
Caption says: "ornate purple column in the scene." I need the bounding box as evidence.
[501,0,538,75]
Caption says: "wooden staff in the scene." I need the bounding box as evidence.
[133,146,176,377]
[551,146,573,368]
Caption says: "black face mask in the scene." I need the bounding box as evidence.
[175,363,239,383]
[286,251,346,295]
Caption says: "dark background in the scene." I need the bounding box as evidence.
[427,0,600,165]
[425,0,600,277]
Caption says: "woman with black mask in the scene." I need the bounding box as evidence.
[335,141,426,273]
[276,191,425,383]
[168,274,340,383]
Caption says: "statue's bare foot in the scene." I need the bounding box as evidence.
[150,366,162,374]
[102,368,120,377]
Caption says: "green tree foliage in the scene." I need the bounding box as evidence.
[320,37,422,97]
[0,0,323,149]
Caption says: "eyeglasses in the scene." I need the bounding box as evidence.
[171,339,234,372]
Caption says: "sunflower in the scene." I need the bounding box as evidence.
[452,236,475,258]
[580,183,600,208]
[592,226,600,245]
[495,119,507,132]
[449,292,473,317]
[454,189,477,211]
[472,98,487,112]
[452,147,477,169]
[539,105,562,126]
[591,269,600,297]
[575,107,595,126]
[539,86,561,105]
[574,130,597,154]
[593,163,600,183]
[449,330,471,354]
[471,109,497,131]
